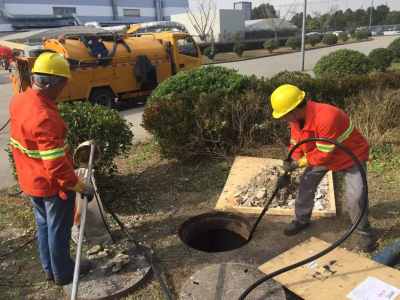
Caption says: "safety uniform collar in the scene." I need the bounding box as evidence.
[289,100,316,132]
[27,87,57,109]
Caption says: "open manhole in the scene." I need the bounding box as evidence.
[178,212,251,252]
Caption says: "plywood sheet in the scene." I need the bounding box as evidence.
[215,156,336,217]
[259,237,400,300]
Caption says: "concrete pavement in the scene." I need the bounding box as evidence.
[221,35,399,78]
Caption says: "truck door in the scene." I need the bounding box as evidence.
[173,35,201,72]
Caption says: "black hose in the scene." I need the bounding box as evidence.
[0,119,10,133]
[98,193,175,300]
[239,137,368,300]
[247,172,291,241]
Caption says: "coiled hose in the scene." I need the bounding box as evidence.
[239,137,368,300]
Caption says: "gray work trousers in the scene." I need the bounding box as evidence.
[295,163,370,233]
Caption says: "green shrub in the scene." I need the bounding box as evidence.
[59,102,133,174]
[306,35,322,47]
[338,32,349,42]
[270,71,314,92]
[263,39,279,53]
[143,66,286,159]
[233,42,245,57]
[354,30,369,41]
[285,37,301,50]
[314,49,373,77]
[322,33,338,46]
[368,48,394,71]
[388,38,400,58]
[150,66,250,101]
[203,46,216,59]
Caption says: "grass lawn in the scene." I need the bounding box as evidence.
[1,139,400,299]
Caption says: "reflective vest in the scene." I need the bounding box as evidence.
[289,100,369,171]
[9,88,78,198]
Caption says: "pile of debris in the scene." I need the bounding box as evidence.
[235,166,329,210]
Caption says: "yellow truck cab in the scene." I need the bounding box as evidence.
[1,25,202,107]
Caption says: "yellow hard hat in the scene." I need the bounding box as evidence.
[270,84,305,119]
[32,52,71,79]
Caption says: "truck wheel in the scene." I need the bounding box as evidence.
[89,88,115,108]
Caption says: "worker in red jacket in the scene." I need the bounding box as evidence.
[9,52,93,285]
[270,84,376,252]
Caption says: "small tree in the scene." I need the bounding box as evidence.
[306,35,322,47]
[263,39,279,53]
[203,46,216,59]
[354,30,369,41]
[233,41,245,57]
[285,37,301,50]
[187,0,217,41]
[369,48,395,71]
[338,32,349,42]
[322,33,338,46]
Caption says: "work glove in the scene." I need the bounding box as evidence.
[283,159,299,172]
[81,183,95,203]
[71,180,95,203]
[283,156,308,172]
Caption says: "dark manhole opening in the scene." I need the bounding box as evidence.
[178,212,251,253]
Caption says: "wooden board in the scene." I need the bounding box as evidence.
[215,156,336,218]
[259,237,400,300]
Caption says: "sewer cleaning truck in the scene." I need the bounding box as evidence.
[0,25,202,106]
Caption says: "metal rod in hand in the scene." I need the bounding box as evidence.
[71,142,96,300]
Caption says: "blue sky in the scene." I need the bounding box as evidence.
[203,0,400,17]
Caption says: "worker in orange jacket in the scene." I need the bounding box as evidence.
[270,84,376,252]
[9,52,93,285]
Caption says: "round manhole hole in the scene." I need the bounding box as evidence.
[178,212,251,252]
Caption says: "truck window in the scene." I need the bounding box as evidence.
[177,37,198,58]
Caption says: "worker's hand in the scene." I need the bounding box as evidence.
[283,159,299,172]
[80,183,95,203]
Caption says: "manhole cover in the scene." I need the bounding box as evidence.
[178,212,251,252]
[63,246,152,300]
[180,263,286,300]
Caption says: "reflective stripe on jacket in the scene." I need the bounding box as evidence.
[288,100,369,171]
[9,88,78,197]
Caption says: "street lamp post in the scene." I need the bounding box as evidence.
[301,0,307,71]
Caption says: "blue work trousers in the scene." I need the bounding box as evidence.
[30,192,75,281]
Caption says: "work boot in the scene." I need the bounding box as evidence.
[45,272,54,282]
[54,260,92,286]
[284,220,310,236]
[356,230,378,253]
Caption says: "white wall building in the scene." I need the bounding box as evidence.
[0,0,189,31]
[171,9,245,43]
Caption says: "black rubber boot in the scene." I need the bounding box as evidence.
[284,220,310,236]
[54,260,92,286]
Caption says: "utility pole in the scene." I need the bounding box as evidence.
[301,0,307,71]
[369,0,374,31]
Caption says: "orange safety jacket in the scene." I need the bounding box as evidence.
[288,100,369,171]
[9,88,79,199]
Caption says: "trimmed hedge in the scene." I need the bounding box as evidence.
[388,38,400,58]
[286,37,301,50]
[322,33,338,46]
[144,65,400,160]
[59,102,133,174]
[314,49,373,77]
[369,48,394,71]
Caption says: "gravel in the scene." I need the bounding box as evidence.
[234,166,329,210]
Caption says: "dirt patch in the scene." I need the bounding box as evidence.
[1,142,399,299]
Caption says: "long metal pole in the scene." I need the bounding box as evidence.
[369,0,374,31]
[71,142,96,300]
[301,0,307,71]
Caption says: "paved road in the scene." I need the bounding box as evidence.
[0,35,398,189]
[221,35,399,77]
